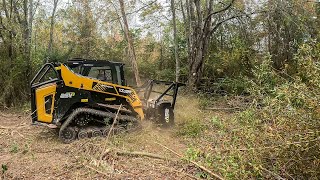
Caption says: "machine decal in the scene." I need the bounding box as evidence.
[81,99,89,102]
[116,87,137,102]
[119,88,132,94]
[92,83,117,94]
[60,92,75,98]
[105,97,116,101]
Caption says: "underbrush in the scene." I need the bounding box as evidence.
[177,118,207,138]
[177,44,320,179]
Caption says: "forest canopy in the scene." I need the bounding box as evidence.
[0,0,319,106]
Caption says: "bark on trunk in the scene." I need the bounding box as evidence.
[0,0,14,61]
[119,0,142,86]
[188,37,209,89]
[171,0,180,82]
[186,0,235,89]
[47,0,58,62]
[23,0,31,82]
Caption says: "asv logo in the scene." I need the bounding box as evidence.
[119,88,131,94]
[60,92,75,98]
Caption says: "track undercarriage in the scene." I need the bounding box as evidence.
[58,108,140,143]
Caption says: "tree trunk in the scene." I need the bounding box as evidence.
[118,0,142,86]
[171,0,180,82]
[47,0,58,62]
[23,0,31,82]
[1,0,14,61]
[180,0,190,58]
[188,37,209,89]
[185,0,235,89]
[159,37,164,71]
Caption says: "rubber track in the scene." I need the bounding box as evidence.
[59,107,138,139]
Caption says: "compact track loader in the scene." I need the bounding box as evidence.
[30,58,184,143]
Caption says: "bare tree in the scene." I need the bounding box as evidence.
[47,0,58,62]
[20,0,32,81]
[0,0,14,61]
[118,0,142,86]
[171,0,180,82]
[184,0,236,89]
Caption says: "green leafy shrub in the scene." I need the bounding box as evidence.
[177,118,207,138]
[189,43,320,179]
[10,143,19,153]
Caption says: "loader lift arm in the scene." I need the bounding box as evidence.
[140,80,185,127]
[142,80,185,109]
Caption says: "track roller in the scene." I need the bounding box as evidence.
[102,126,111,137]
[78,129,89,140]
[92,128,103,137]
[59,126,77,144]
[113,126,125,135]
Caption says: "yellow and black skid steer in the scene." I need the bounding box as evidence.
[30,58,184,143]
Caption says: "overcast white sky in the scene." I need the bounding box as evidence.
[39,0,170,39]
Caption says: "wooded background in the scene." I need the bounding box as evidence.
[0,0,319,106]
[0,0,319,178]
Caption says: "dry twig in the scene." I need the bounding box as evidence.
[211,137,320,153]
[156,142,225,180]
[0,113,13,118]
[83,164,110,178]
[159,164,201,180]
[115,150,167,160]
[205,107,242,111]
[101,105,122,159]
[106,104,122,141]
[260,166,285,180]
[0,125,27,129]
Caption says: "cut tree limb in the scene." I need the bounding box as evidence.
[83,164,110,178]
[0,125,27,129]
[204,107,242,111]
[156,142,225,180]
[106,104,122,141]
[259,166,285,180]
[159,164,201,180]
[115,150,167,160]
[0,113,17,118]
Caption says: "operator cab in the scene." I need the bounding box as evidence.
[66,58,126,86]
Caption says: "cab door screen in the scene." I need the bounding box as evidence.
[88,66,113,83]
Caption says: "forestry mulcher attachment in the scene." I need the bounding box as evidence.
[30,58,184,143]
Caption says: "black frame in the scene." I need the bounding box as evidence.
[142,80,185,109]
[66,58,126,86]
[30,63,62,122]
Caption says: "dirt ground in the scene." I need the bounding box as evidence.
[0,97,205,180]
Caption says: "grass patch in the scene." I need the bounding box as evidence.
[10,143,19,153]
[177,118,207,138]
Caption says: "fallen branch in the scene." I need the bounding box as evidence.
[160,165,201,180]
[204,107,242,111]
[211,137,320,152]
[0,125,27,130]
[101,104,122,159]
[0,125,10,129]
[107,104,122,141]
[156,142,224,180]
[260,166,285,180]
[116,150,167,160]
[55,164,83,177]
[0,113,16,118]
